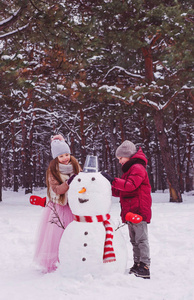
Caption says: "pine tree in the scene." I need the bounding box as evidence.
[0,0,193,197]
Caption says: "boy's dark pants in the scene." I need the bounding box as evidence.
[128,221,150,266]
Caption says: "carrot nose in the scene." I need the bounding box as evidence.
[78,187,86,194]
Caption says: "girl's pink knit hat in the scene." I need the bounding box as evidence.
[51,134,70,159]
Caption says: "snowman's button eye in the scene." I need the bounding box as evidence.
[78,178,81,182]
[91,177,95,181]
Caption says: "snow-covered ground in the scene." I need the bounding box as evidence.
[0,189,194,300]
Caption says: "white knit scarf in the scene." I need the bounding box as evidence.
[73,213,116,263]
[59,163,74,176]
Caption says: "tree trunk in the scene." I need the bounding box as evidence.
[154,137,166,191]
[153,110,182,202]
[80,108,86,165]
[142,43,182,201]
[185,132,192,192]
[11,115,19,192]
[141,47,154,84]
[110,120,118,176]
[138,111,155,192]
[173,105,184,193]
[119,118,125,142]
[0,131,2,202]
[103,134,112,174]
[21,92,33,194]
[13,153,19,192]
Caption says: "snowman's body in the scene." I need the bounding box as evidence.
[59,172,127,278]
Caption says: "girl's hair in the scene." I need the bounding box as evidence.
[46,155,81,203]
[70,155,81,175]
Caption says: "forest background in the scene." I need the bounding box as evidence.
[0,0,193,203]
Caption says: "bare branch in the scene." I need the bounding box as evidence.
[0,4,28,31]
[47,202,65,229]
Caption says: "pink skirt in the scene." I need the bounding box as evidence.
[34,201,73,273]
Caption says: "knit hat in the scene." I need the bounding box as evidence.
[116,140,136,158]
[51,134,71,159]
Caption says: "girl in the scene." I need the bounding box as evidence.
[34,134,81,273]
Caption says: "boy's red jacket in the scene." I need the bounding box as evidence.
[112,148,152,223]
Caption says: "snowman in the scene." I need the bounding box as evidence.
[59,155,127,278]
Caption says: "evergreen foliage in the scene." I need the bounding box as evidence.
[0,0,193,201]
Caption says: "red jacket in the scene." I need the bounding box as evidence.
[112,148,152,223]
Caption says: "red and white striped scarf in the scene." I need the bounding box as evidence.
[73,213,116,263]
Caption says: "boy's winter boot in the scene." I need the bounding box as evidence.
[129,262,139,274]
[135,262,150,279]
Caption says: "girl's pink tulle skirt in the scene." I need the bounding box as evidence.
[34,201,73,273]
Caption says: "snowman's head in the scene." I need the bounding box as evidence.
[68,172,112,216]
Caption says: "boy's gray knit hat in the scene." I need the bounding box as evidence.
[116,140,136,158]
[51,135,70,159]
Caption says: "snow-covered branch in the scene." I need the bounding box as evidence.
[139,98,161,111]
[0,23,30,40]
[139,90,181,111]
[103,66,144,81]
[0,8,22,30]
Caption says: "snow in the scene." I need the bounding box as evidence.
[87,55,104,62]
[57,84,66,91]
[71,83,78,90]
[0,189,194,300]
[99,85,121,93]
[1,54,16,60]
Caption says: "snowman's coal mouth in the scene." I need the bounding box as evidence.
[78,198,89,204]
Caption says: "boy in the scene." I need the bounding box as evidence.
[102,140,152,279]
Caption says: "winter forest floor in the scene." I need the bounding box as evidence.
[0,189,194,300]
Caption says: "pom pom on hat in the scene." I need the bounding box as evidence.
[51,134,65,142]
[51,134,71,159]
[116,140,136,158]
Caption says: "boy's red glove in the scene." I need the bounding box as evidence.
[125,212,142,224]
[30,195,46,207]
